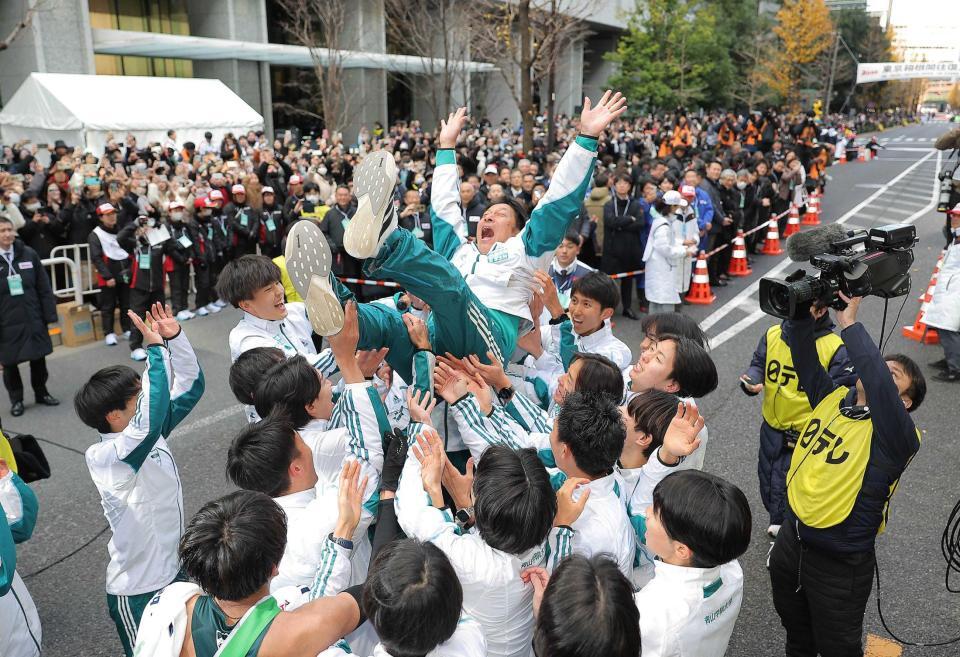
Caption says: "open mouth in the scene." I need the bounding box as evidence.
[480,226,494,240]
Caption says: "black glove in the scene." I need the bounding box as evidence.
[380,428,409,493]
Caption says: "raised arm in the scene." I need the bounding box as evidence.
[430,107,470,260]
[144,303,205,436]
[783,314,838,410]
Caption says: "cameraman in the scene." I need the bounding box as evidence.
[924,205,960,382]
[769,293,926,657]
[740,300,855,539]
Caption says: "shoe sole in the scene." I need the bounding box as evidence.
[346,151,398,259]
[285,221,333,299]
[304,274,344,336]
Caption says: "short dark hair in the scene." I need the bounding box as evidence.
[569,352,624,400]
[215,255,281,308]
[884,354,926,412]
[179,490,287,600]
[75,365,142,433]
[641,312,708,349]
[571,271,620,311]
[229,347,285,405]
[533,554,639,657]
[556,391,625,478]
[226,413,298,497]
[659,334,718,398]
[653,470,752,568]
[363,540,462,657]
[253,355,322,429]
[627,389,680,457]
[594,171,610,188]
[614,172,633,187]
[0,216,14,228]
[488,196,529,231]
[474,446,555,554]
[561,229,582,246]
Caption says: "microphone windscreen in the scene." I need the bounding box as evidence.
[935,128,960,151]
[786,224,848,262]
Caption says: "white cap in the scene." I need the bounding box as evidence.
[484,164,499,175]
[662,190,688,207]
[262,186,275,195]
[289,174,303,185]
[231,183,246,194]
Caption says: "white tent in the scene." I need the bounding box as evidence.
[0,73,263,154]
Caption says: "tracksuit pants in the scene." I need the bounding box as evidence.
[769,520,876,657]
[107,589,157,657]
[332,228,519,384]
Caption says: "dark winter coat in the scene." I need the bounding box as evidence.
[600,196,645,273]
[0,239,57,366]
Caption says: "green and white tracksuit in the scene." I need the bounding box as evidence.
[272,382,389,593]
[344,136,598,387]
[85,332,204,656]
[1,470,41,657]
[395,421,573,657]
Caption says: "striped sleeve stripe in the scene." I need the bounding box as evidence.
[456,399,507,449]
[467,303,504,364]
[487,408,522,450]
[516,392,551,433]
[311,542,338,598]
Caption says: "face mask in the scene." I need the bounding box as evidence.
[7,193,20,205]
[318,166,327,175]
[306,194,320,203]
[133,162,147,172]
[25,202,41,211]
[171,212,184,222]
[737,181,748,190]
[372,373,390,395]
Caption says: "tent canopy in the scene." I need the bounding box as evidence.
[0,73,264,154]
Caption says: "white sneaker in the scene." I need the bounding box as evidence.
[176,309,196,321]
[214,299,228,309]
[122,330,131,340]
[130,348,147,362]
[304,274,344,337]
[285,221,334,300]
[345,150,399,259]
[205,302,222,314]
[767,524,781,539]
[195,306,209,317]
[105,332,118,346]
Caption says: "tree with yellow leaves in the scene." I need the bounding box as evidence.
[949,83,960,112]
[761,0,834,108]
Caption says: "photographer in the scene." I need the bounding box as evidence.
[924,205,960,382]
[768,293,926,657]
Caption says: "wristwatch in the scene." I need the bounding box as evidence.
[327,533,354,550]
[497,386,515,404]
[455,506,475,530]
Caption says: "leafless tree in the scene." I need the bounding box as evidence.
[273,0,351,136]
[472,0,592,153]
[383,0,475,123]
[0,0,57,52]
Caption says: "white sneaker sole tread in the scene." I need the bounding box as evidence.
[285,221,333,299]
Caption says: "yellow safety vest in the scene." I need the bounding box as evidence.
[786,386,920,533]
[762,325,844,432]
[0,430,18,474]
[272,255,304,304]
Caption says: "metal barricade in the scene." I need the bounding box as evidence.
[39,256,83,306]
[47,243,99,300]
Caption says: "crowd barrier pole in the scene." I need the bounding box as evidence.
[40,256,83,305]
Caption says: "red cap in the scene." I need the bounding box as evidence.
[231,184,246,194]
[949,203,960,216]
[194,197,206,210]
[96,202,116,215]
[680,185,696,199]
[289,174,303,185]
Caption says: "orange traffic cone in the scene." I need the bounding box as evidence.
[837,149,846,164]
[802,191,821,226]
[783,205,801,236]
[858,147,867,162]
[760,217,783,256]
[685,252,716,305]
[727,230,752,277]
[902,255,943,344]
[918,251,945,301]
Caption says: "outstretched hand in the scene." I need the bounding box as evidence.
[661,401,704,465]
[127,309,163,346]
[439,107,470,149]
[334,460,368,540]
[579,90,628,137]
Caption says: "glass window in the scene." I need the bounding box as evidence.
[90,0,193,78]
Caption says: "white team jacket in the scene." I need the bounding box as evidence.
[396,422,574,657]
[272,383,386,593]
[543,319,633,374]
[86,332,204,596]
[228,301,337,373]
[635,560,744,657]
[430,137,598,331]
[1,471,41,657]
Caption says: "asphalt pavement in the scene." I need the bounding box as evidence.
[7,120,960,656]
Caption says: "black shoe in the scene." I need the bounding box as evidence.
[928,358,949,371]
[37,394,60,406]
[934,370,960,383]
[10,401,24,417]
[622,309,640,320]
[713,279,729,287]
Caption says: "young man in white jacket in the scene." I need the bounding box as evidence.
[76,303,204,657]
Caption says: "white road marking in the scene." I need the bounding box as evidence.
[169,405,244,438]
[701,151,938,348]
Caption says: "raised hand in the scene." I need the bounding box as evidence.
[533,271,564,320]
[434,361,470,404]
[661,401,704,465]
[406,387,436,425]
[438,107,470,149]
[0,458,9,478]
[554,477,591,527]
[463,372,493,415]
[465,352,512,392]
[357,347,390,379]
[148,302,180,339]
[412,429,447,506]
[402,313,431,351]
[442,456,474,510]
[328,301,360,357]
[579,90,628,137]
[334,459,368,539]
[520,566,551,618]
[127,309,163,346]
